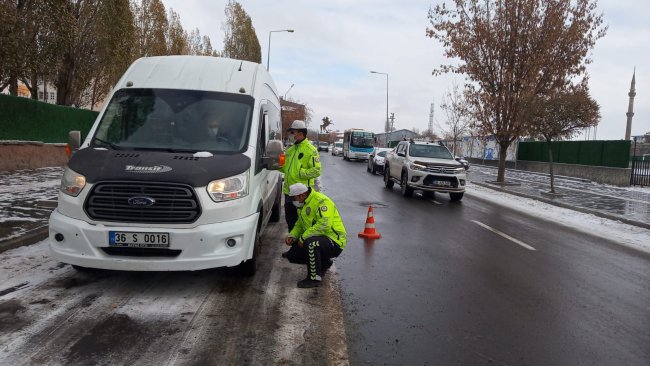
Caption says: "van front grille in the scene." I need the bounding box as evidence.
[85,181,201,224]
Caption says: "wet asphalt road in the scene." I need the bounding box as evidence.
[319,153,650,365]
[0,217,348,365]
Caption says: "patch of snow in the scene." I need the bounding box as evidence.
[466,184,650,254]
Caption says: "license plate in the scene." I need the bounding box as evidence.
[109,231,170,248]
[432,180,451,186]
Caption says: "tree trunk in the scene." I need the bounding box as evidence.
[44,81,48,103]
[56,54,74,105]
[496,142,509,182]
[8,74,18,96]
[28,73,38,100]
[547,139,555,194]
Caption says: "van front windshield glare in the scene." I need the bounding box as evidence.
[409,145,454,159]
[92,88,254,153]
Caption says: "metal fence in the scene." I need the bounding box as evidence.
[630,160,650,186]
[517,140,631,168]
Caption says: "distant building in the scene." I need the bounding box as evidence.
[374,129,419,147]
[280,98,306,132]
[1,80,57,105]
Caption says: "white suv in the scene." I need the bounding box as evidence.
[384,140,467,201]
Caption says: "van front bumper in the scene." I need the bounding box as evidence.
[48,210,258,271]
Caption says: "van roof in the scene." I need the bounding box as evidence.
[115,56,273,96]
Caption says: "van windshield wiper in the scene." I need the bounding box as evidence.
[93,137,121,150]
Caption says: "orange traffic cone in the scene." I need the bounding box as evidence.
[358,206,381,239]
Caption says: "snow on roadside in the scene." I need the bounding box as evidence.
[465,184,650,254]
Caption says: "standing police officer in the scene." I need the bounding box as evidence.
[285,183,346,288]
[279,120,322,231]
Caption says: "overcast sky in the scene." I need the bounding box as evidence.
[162,0,649,140]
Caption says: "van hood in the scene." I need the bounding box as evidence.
[68,148,251,187]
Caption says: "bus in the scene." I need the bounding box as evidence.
[342,129,375,160]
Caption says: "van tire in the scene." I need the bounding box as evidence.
[235,221,261,277]
[270,185,281,223]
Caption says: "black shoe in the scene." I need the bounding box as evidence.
[297,278,322,288]
[322,259,333,273]
[281,250,289,258]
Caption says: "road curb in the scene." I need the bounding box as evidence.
[0,226,49,254]
[470,181,650,231]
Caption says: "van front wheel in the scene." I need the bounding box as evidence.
[235,221,261,277]
[270,186,281,223]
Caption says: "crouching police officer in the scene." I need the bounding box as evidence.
[284,183,346,288]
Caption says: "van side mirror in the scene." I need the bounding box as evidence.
[397,152,405,157]
[262,140,284,170]
[66,131,81,158]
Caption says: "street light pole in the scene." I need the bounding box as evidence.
[284,83,294,99]
[267,29,294,71]
[370,71,388,132]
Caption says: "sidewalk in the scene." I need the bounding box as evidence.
[0,167,62,252]
[468,165,650,229]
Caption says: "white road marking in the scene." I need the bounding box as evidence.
[471,220,536,251]
[431,200,442,205]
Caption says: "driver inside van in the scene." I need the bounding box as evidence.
[192,106,238,149]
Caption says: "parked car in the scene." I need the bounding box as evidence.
[318,141,329,152]
[332,141,343,156]
[49,56,285,276]
[367,147,392,174]
[384,140,467,201]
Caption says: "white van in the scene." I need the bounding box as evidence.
[49,56,285,275]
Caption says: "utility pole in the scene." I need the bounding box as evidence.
[389,113,395,132]
[428,100,434,136]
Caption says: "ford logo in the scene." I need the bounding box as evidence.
[128,196,156,206]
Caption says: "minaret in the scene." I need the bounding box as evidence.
[625,69,636,140]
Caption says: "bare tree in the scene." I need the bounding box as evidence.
[427,0,607,182]
[524,83,600,193]
[187,28,218,56]
[132,0,168,58]
[167,9,188,55]
[0,0,71,97]
[438,83,471,156]
[222,0,261,63]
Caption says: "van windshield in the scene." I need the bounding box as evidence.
[92,88,254,153]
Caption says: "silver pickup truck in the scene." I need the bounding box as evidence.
[383,140,467,201]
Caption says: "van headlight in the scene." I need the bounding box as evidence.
[60,167,86,197]
[207,171,249,202]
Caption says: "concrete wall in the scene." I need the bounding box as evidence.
[516,161,631,186]
[467,157,631,186]
[0,141,68,172]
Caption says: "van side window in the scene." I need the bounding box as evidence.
[266,103,281,143]
[256,107,268,174]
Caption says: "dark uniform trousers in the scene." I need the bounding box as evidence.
[285,235,342,280]
[284,194,299,231]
